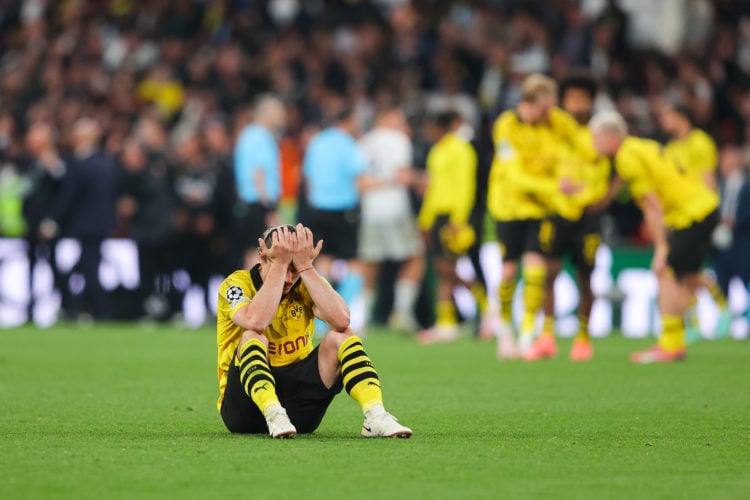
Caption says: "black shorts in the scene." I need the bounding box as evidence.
[668,209,720,279]
[305,207,360,260]
[495,219,543,261]
[540,213,602,272]
[220,346,343,434]
[427,214,462,258]
[235,202,274,251]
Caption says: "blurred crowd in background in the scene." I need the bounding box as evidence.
[1,0,749,323]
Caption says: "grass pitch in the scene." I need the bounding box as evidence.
[1,323,748,499]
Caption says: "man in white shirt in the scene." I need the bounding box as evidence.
[358,107,424,332]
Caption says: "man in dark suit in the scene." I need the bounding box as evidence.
[713,145,750,299]
[22,122,69,321]
[117,137,175,320]
[39,118,119,320]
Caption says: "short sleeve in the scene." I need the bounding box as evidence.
[351,142,368,176]
[218,276,253,321]
[695,131,718,173]
[616,147,654,201]
[396,134,413,167]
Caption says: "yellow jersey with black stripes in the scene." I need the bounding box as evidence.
[615,137,719,229]
[555,127,612,221]
[417,131,476,230]
[664,129,717,183]
[216,266,315,410]
[487,107,585,221]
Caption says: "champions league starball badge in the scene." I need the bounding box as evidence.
[226,286,244,303]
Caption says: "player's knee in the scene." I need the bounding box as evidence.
[502,261,518,280]
[239,330,268,352]
[324,327,356,350]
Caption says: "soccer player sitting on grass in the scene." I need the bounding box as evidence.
[215,224,412,438]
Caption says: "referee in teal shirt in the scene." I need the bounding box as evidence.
[233,95,286,267]
[302,107,367,314]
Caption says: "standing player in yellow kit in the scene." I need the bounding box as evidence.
[487,74,586,359]
[417,111,477,344]
[590,111,720,363]
[528,72,617,361]
[659,103,731,338]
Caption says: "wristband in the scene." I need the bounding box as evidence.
[297,267,315,274]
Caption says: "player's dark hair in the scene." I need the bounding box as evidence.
[559,70,599,100]
[261,224,297,249]
[670,103,694,126]
[433,109,461,131]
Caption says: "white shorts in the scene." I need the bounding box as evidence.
[358,215,424,262]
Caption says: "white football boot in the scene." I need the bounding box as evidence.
[264,405,297,439]
[362,406,413,438]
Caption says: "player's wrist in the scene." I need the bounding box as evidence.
[296,265,315,275]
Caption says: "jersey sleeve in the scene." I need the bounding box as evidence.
[498,119,559,200]
[417,147,439,230]
[396,135,413,169]
[351,142,368,177]
[575,157,612,207]
[694,130,718,174]
[449,140,477,225]
[615,144,655,201]
[217,275,254,323]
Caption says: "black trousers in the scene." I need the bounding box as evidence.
[69,238,112,320]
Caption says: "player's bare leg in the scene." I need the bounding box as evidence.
[361,261,381,330]
[527,258,560,361]
[497,259,519,360]
[519,251,547,359]
[699,272,732,338]
[569,269,594,361]
[631,270,693,363]
[318,327,412,437]
[418,256,459,344]
[389,253,424,333]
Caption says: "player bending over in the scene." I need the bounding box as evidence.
[590,112,720,363]
[215,224,412,438]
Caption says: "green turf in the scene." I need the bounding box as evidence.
[1,324,748,499]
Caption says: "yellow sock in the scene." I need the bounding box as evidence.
[542,315,554,336]
[470,283,488,314]
[706,281,728,309]
[339,336,382,413]
[575,314,590,342]
[521,265,546,334]
[659,315,686,353]
[436,300,457,326]
[499,279,516,324]
[238,339,280,414]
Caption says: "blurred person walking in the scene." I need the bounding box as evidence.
[416,111,477,345]
[39,118,119,320]
[659,103,731,337]
[117,137,175,320]
[301,106,367,326]
[660,104,718,190]
[712,146,750,307]
[202,116,240,274]
[531,72,615,362]
[170,132,219,319]
[234,95,286,269]
[591,111,720,363]
[21,122,70,321]
[357,106,424,333]
[487,74,586,359]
